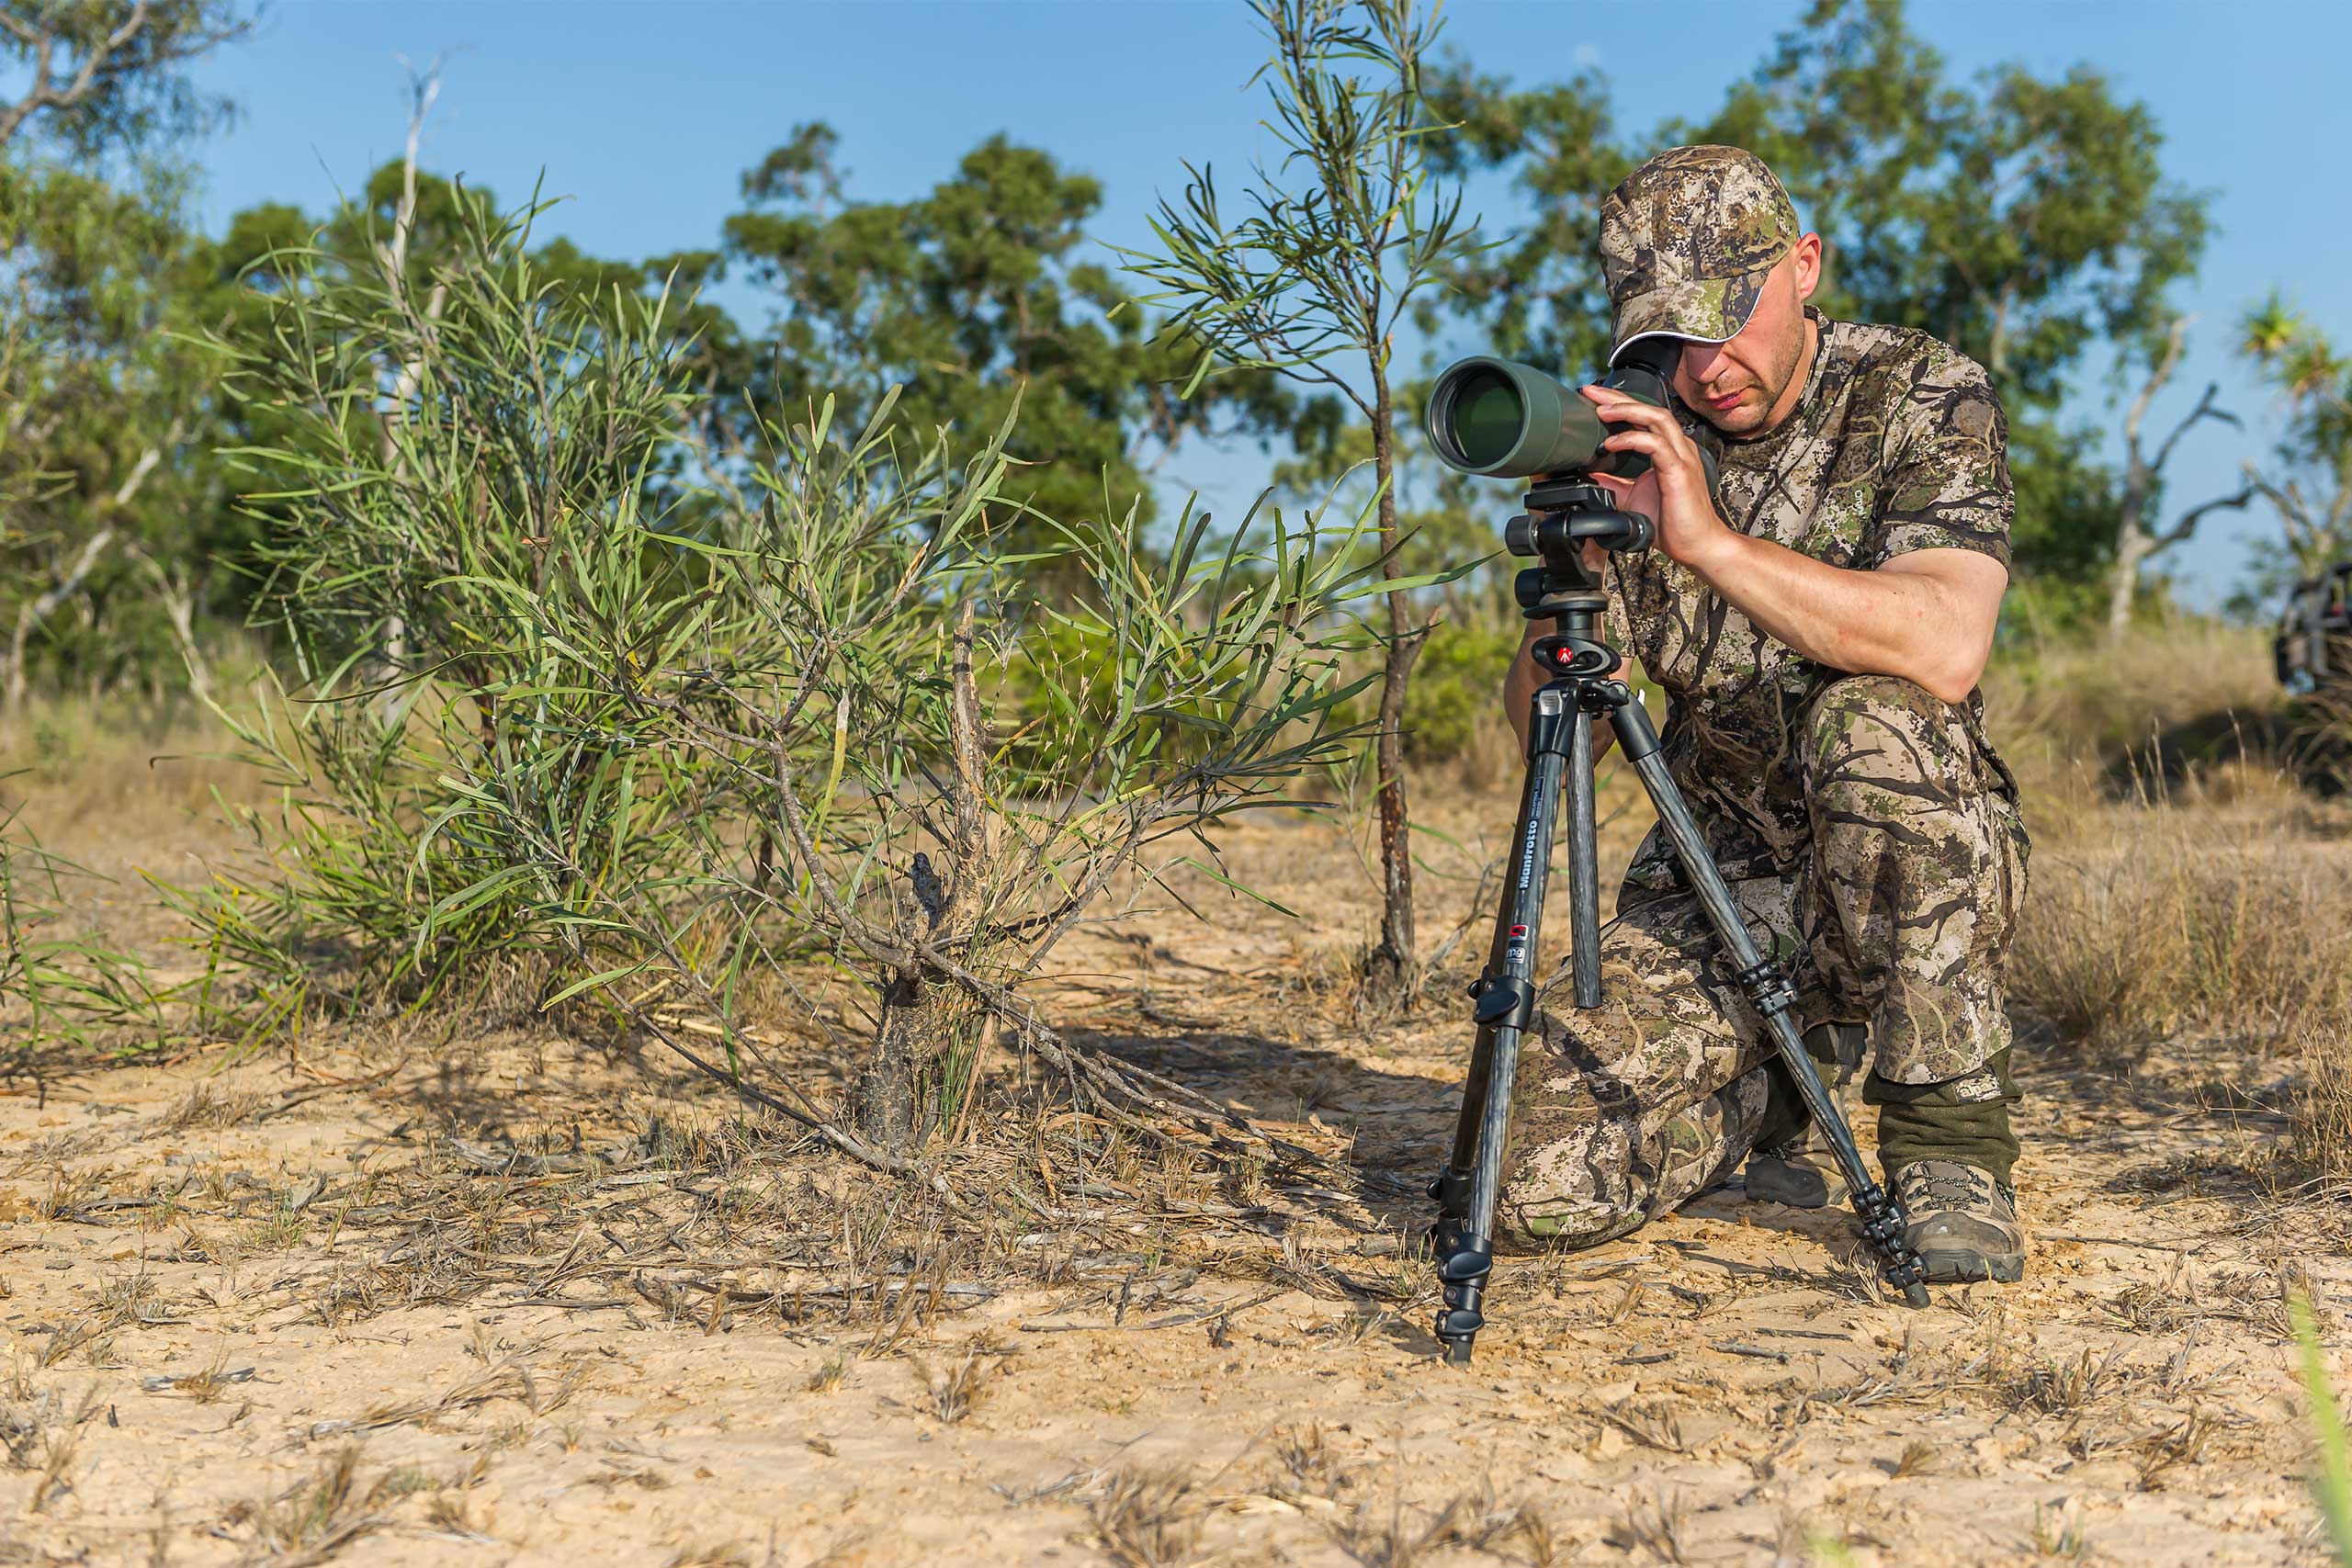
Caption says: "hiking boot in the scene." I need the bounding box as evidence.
[1894,1159,2025,1283]
[1745,1114,1850,1209]
[1744,1021,1863,1210]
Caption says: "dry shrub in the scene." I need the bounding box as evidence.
[2010,801,2352,1054]
[2007,741,2352,1183]
[1983,616,2278,790]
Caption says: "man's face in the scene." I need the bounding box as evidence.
[1668,235,1822,436]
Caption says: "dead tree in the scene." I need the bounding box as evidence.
[2106,314,2256,641]
[2,437,168,717]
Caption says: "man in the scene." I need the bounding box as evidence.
[1496,144,2030,1282]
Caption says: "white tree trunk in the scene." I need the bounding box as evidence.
[2107,526,2154,641]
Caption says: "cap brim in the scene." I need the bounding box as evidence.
[1608,267,1771,364]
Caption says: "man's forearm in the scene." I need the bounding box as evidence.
[1682,533,2001,705]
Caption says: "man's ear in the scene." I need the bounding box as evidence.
[1790,232,1824,302]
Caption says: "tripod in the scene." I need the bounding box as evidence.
[1429,479,1929,1366]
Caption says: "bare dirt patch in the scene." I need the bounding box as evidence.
[1,795,2346,1565]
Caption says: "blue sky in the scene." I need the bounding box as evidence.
[176,0,2352,604]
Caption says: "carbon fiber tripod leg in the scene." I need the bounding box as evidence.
[1430,688,1581,1363]
[1600,687,1929,1306]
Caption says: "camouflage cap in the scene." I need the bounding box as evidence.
[1599,145,1800,364]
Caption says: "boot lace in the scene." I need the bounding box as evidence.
[1899,1165,1990,1215]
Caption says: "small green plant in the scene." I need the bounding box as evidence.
[0,780,156,1048]
[1125,0,1482,1005]
[2293,1293,2352,1564]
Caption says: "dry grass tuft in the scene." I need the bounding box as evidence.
[1600,1399,1691,1455]
[1607,1487,1691,1564]
[1328,1494,1464,1568]
[309,1335,585,1438]
[1464,1499,1562,1567]
[230,1446,385,1564]
[2007,799,2352,1055]
[1088,1468,1203,1568]
[1884,1439,1939,1479]
[910,1334,1008,1425]
[2007,1347,2145,1416]
[2133,1408,2220,1490]
[9,1385,100,1516]
[663,1543,764,1568]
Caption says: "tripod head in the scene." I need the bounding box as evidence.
[1508,477,1653,679]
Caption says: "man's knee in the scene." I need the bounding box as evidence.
[1801,674,1980,816]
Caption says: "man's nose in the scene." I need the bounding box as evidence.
[1679,340,1731,384]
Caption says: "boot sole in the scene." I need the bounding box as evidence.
[1918,1247,2024,1284]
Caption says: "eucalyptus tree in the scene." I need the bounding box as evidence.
[0,153,229,716]
[2100,314,2251,639]
[1125,0,1478,1006]
[0,0,247,152]
[0,0,252,717]
[713,123,1297,544]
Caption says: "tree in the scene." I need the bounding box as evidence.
[714,124,1295,538]
[0,0,247,153]
[2101,314,2251,639]
[1125,0,1477,1006]
[0,0,251,717]
[2240,294,2352,586]
[0,158,217,715]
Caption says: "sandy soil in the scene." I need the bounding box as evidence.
[1,796,2345,1566]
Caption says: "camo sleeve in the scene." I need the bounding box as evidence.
[1866,351,2014,570]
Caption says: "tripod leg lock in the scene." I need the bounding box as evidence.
[1435,1244,1493,1363]
[1733,957,1798,1018]
[1427,1168,1474,1259]
[1470,975,1537,1031]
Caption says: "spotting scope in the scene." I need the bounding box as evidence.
[1424,336,1685,481]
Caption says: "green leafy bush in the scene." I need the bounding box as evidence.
[173,190,1405,1167]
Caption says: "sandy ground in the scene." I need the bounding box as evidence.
[1,795,2346,1566]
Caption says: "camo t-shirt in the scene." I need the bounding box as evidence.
[1610,310,2019,883]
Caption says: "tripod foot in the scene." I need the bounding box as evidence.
[1849,1179,1930,1306]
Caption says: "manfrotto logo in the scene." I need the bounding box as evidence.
[1516,828,1539,889]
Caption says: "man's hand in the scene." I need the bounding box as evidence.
[1581,385,1734,572]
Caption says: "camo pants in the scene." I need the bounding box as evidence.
[1498,675,2029,1247]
